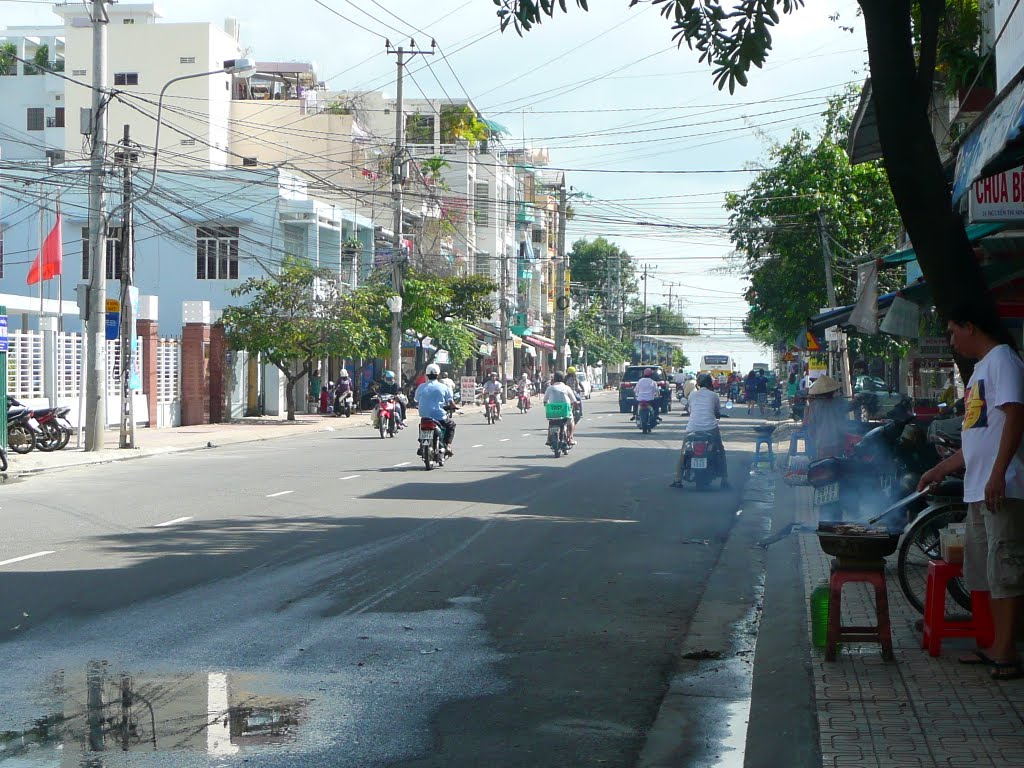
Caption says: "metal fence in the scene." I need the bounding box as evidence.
[156,337,180,404]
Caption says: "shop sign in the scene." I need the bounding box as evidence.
[915,336,952,359]
[970,165,1024,221]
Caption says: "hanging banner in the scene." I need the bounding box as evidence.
[879,295,921,338]
[849,260,879,334]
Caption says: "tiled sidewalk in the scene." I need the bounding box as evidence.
[787,483,1024,767]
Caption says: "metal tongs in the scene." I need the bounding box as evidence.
[868,487,931,525]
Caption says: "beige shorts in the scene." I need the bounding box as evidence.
[963,499,1024,599]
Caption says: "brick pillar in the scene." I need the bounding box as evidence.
[209,324,226,424]
[137,318,159,428]
[181,322,211,426]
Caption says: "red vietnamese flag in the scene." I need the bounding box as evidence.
[26,213,63,285]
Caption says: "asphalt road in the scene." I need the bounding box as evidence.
[0,392,764,767]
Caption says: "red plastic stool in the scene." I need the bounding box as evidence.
[921,560,994,657]
[826,559,894,661]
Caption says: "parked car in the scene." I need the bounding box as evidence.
[853,375,907,419]
[618,365,667,413]
[576,372,593,399]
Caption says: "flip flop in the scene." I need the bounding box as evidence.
[958,650,995,666]
[991,661,1024,681]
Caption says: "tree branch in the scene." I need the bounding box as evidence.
[916,0,942,111]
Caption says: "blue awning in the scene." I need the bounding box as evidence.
[952,76,1024,201]
[881,222,1008,265]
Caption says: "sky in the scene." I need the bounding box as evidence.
[1,0,870,370]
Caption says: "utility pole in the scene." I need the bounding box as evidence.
[554,183,567,368]
[817,210,851,396]
[84,0,109,452]
[118,125,137,449]
[387,40,434,383]
[499,246,508,399]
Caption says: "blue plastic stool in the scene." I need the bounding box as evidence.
[753,424,776,467]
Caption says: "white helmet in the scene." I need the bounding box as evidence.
[339,369,349,379]
[426,363,441,377]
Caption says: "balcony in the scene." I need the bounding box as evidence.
[516,203,536,224]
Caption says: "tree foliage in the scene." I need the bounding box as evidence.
[725,93,903,348]
[567,302,631,367]
[221,260,388,420]
[567,237,637,306]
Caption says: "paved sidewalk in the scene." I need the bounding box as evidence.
[780,481,1024,767]
[2,411,372,478]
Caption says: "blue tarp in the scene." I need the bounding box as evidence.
[953,76,1024,201]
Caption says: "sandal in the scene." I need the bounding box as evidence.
[991,661,1024,681]
[958,650,995,666]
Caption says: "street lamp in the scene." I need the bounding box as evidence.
[386,294,403,379]
[83,58,256,451]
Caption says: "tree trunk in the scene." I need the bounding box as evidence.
[285,377,296,421]
[860,0,1001,380]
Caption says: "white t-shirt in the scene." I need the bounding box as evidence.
[440,377,456,394]
[544,382,579,405]
[962,344,1024,502]
[687,388,720,432]
[634,377,660,402]
[482,380,503,395]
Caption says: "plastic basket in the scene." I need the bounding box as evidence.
[545,402,573,420]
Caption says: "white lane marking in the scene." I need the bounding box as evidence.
[499,438,510,442]
[340,474,361,480]
[266,491,294,498]
[522,433,531,437]
[0,551,55,568]
[393,462,412,468]
[472,444,484,448]
[154,516,193,528]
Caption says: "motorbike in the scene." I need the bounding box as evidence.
[545,402,573,458]
[516,389,531,413]
[636,400,658,433]
[679,430,727,490]
[484,394,499,424]
[335,390,354,418]
[7,399,43,455]
[373,394,399,438]
[418,404,457,470]
[12,396,73,452]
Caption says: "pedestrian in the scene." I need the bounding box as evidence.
[918,305,1024,680]
[319,384,330,414]
[803,375,852,460]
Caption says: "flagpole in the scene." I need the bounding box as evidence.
[57,195,64,333]
[39,187,45,323]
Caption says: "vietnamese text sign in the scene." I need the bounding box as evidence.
[916,336,953,359]
[0,315,7,353]
[460,376,477,404]
[970,166,1024,221]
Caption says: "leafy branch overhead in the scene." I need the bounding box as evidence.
[493,0,805,92]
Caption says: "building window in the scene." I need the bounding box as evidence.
[179,56,196,64]
[532,227,544,245]
[72,69,86,77]
[46,107,65,128]
[474,182,489,227]
[81,226,123,280]
[180,138,196,146]
[27,108,44,131]
[242,157,257,167]
[196,226,239,280]
[114,72,139,86]
[123,18,135,24]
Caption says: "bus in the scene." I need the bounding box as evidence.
[699,354,735,380]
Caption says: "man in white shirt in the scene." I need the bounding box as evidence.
[439,372,457,396]
[919,306,1024,678]
[672,373,730,489]
[630,368,661,421]
[482,371,504,420]
[544,370,581,444]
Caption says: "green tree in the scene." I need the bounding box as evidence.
[567,237,637,305]
[567,302,631,368]
[0,42,16,76]
[221,260,387,420]
[492,0,1005,379]
[726,93,903,347]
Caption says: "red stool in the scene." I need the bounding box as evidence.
[826,559,894,661]
[921,559,995,657]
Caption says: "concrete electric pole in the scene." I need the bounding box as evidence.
[84,0,109,451]
[554,183,567,367]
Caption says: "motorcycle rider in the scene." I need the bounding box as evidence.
[544,370,581,446]
[631,367,661,422]
[334,370,353,414]
[376,370,405,427]
[672,373,730,489]
[482,371,504,420]
[416,363,457,456]
[517,373,533,409]
[565,366,584,420]
[440,370,457,396]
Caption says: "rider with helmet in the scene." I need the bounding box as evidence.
[672,373,730,488]
[631,367,662,421]
[482,371,504,420]
[565,366,584,421]
[334,369,353,414]
[544,370,581,445]
[416,363,457,456]
[377,369,406,426]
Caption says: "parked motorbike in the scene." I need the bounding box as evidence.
[679,430,727,490]
[636,400,658,433]
[418,404,457,470]
[12,397,72,452]
[7,399,42,455]
[484,394,499,424]
[373,395,399,438]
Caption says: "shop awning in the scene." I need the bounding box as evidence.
[466,323,497,340]
[952,74,1024,202]
[522,333,555,351]
[881,222,1008,266]
[846,78,882,165]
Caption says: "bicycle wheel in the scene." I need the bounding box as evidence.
[896,503,969,614]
